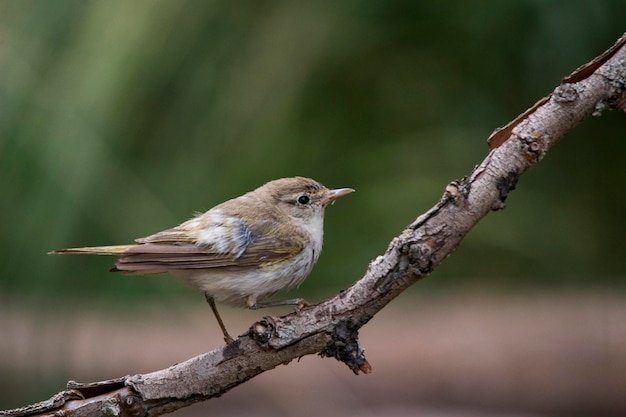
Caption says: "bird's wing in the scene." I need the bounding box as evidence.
[113,218,305,274]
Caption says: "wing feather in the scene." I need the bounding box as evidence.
[113,219,305,274]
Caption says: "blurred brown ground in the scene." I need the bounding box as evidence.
[2,290,625,417]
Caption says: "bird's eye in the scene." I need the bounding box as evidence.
[298,195,310,204]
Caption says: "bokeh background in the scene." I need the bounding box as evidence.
[1,2,625,416]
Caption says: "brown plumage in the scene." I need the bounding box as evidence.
[49,177,354,343]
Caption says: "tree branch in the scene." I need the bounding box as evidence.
[3,32,625,417]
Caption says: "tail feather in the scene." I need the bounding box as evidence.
[48,245,136,255]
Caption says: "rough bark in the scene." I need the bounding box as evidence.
[3,33,625,417]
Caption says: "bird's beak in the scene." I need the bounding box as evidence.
[322,187,355,206]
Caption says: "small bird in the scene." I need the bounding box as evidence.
[50,177,354,343]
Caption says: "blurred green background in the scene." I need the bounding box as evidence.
[1,1,625,415]
[2,0,625,300]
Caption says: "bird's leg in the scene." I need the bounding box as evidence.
[204,293,234,344]
[246,296,310,314]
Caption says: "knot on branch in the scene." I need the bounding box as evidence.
[374,236,433,292]
[249,316,277,349]
[493,171,519,211]
[443,180,469,206]
[519,131,547,164]
[119,394,145,417]
[554,83,580,103]
[402,240,435,276]
[320,318,372,375]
